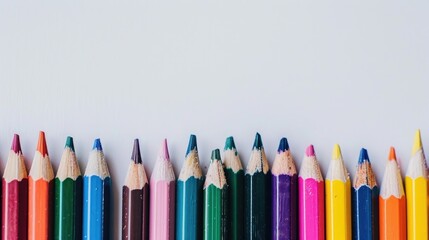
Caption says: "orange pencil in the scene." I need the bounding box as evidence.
[379,147,406,240]
[28,131,55,240]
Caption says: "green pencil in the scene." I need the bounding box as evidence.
[54,136,83,239]
[204,149,228,240]
[245,133,271,239]
[223,136,244,240]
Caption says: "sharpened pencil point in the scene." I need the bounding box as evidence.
[211,149,221,162]
[132,139,142,164]
[305,144,315,157]
[412,129,423,155]
[65,136,75,152]
[186,135,197,156]
[37,131,49,156]
[332,144,342,160]
[224,136,236,150]
[11,134,21,153]
[388,147,397,161]
[161,139,170,160]
[253,132,263,149]
[277,138,289,152]
[358,148,369,164]
[93,138,102,151]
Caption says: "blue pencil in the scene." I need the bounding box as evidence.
[352,148,379,240]
[176,134,204,240]
[83,139,113,240]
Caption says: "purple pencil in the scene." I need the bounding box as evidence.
[271,138,298,240]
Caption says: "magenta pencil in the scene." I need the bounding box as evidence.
[149,139,176,240]
[298,145,324,240]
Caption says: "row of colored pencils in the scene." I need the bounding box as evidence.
[122,130,426,240]
[2,131,112,240]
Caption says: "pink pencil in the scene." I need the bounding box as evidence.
[298,145,324,240]
[149,139,176,240]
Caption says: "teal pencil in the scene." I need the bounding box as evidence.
[176,135,204,240]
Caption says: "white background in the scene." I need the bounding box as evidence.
[1,1,428,238]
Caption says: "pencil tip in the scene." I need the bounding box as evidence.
[132,139,142,164]
[412,129,423,155]
[93,138,103,151]
[225,136,236,150]
[358,148,369,163]
[253,132,263,149]
[305,144,315,157]
[211,149,221,161]
[388,147,397,161]
[277,138,289,152]
[37,131,48,156]
[332,144,342,160]
[186,134,197,155]
[11,134,21,153]
[161,139,170,160]
[65,136,75,152]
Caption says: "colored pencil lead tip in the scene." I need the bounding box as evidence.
[132,139,142,164]
[388,147,396,161]
[224,136,236,150]
[65,136,75,152]
[305,144,315,157]
[37,131,49,156]
[412,129,423,155]
[277,138,289,152]
[211,149,221,161]
[11,134,21,153]
[186,134,197,155]
[92,138,103,151]
[332,144,342,160]
[358,148,369,163]
[161,138,170,160]
[253,132,263,149]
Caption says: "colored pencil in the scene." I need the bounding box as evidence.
[223,136,244,240]
[298,145,324,240]
[28,131,54,240]
[83,138,113,240]
[54,136,83,240]
[149,139,176,240]
[245,132,271,239]
[271,137,298,240]
[325,144,351,240]
[379,147,406,240]
[176,135,204,240]
[203,149,228,240]
[405,129,428,240]
[352,148,379,240]
[122,139,149,240]
[2,134,28,240]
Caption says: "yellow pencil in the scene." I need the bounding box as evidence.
[405,129,428,240]
[325,144,351,240]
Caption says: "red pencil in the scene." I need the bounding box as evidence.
[2,134,28,240]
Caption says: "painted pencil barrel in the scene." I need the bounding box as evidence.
[54,177,83,240]
[82,176,112,240]
[245,171,271,239]
[271,174,298,240]
[352,186,379,240]
[379,196,406,240]
[149,180,175,240]
[176,177,204,240]
[325,179,351,240]
[405,177,428,239]
[298,178,324,240]
[122,185,149,240]
[203,185,228,240]
[224,168,244,240]
[28,178,54,240]
[2,179,28,240]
